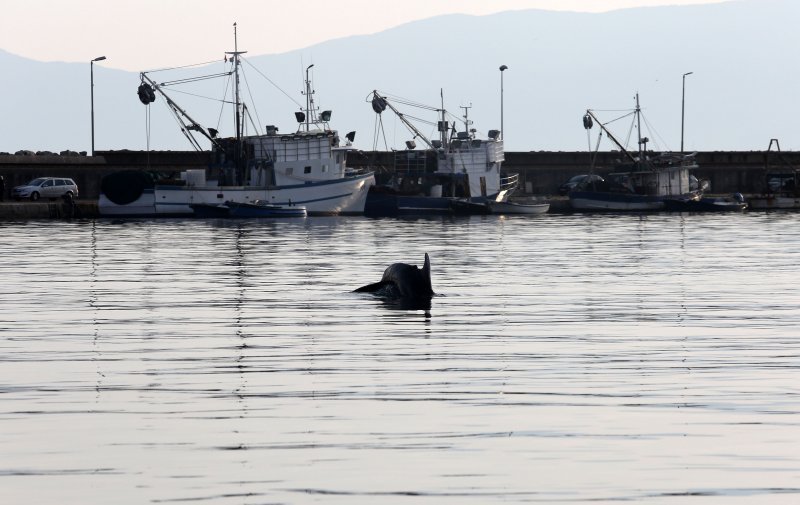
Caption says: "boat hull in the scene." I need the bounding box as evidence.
[364,188,503,217]
[569,191,668,211]
[747,195,800,210]
[663,197,747,212]
[190,202,307,218]
[488,201,550,215]
[98,190,156,217]
[101,172,374,217]
[364,192,461,216]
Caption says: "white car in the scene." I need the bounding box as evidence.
[12,177,79,201]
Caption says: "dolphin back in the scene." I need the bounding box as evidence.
[354,253,433,300]
[381,253,433,298]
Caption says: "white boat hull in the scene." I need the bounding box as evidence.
[488,201,550,215]
[98,190,156,216]
[101,173,375,216]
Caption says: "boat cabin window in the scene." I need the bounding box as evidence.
[304,166,312,174]
[322,164,328,173]
[286,167,294,176]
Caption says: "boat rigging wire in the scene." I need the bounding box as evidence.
[166,87,234,104]
[379,93,440,112]
[595,110,636,126]
[145,104,151,168]
[641,113,669,152]
[156,72,233,88]
[241,57,303,108]
[624,117,636,151]
[141,59,225,75]
[240,65,263,136]
[215,66,234,134]
[373,113,388,151]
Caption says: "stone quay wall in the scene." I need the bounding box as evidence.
[0,149,796,201]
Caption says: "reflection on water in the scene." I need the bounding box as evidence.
[1,213,800,504]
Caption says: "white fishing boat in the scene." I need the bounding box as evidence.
[99,26,374,217]
[569,94,700,212]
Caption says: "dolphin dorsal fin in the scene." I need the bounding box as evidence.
[422,253,432,293]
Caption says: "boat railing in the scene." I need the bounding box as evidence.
[501,173,520,193]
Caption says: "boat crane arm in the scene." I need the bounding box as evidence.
[138,72,224,151]
[584,109,637,165]
[370,91,437,150]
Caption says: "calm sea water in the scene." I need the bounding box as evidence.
[1,212,799,504]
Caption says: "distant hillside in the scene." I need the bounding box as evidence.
[1,0,797,154]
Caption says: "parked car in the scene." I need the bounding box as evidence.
[558,174,604,195]
[12,177,79,201]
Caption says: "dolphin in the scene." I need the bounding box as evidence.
[354,253,434,303]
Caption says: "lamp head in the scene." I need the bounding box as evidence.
[499,65,508,71]
[92,56,107,62]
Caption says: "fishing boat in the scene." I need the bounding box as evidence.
[569,94,701,212]
[190,200,307,218]
[99,26,374,217]
[362,91,515,216]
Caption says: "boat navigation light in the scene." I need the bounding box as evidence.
[405,140,416,150]
[321,110,332,122]
[295,112,306,123]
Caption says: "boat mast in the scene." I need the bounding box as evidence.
[439,89,448,148]
[226,23,247,181]
[635,93,644,160]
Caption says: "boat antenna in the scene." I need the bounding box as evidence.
[302,64,316,132]
[460,104,473,138]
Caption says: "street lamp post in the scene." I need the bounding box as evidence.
[91,56,107,156]
[681,71,693,153]
[499,65,508,141]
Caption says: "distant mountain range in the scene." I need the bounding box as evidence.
[1,0,797,154]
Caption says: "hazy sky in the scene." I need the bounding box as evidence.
[2,0,727,71]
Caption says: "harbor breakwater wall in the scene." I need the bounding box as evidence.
[0,149,796,202]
